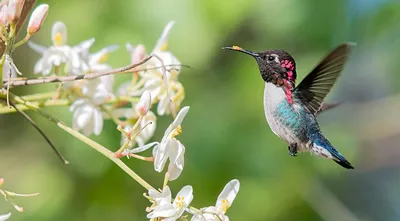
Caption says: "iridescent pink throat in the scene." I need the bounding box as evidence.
[280,59,295,104]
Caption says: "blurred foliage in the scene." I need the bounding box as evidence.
[1,0,400,220]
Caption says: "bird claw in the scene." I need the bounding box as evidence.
[288,144,297,157]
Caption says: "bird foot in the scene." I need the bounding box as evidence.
[288,144,297,157]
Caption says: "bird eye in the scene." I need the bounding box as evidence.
[267,56,275,61]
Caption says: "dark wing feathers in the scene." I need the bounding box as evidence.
[294,43,353,115]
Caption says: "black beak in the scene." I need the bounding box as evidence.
[222,46,260,58]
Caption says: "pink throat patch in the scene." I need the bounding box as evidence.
[281,60,295,82]
[282,79,293,104]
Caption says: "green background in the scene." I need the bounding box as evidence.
[1,0,400,220]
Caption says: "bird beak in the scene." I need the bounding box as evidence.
[222,46,260,58]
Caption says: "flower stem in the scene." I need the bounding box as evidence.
[115,116,143,156]
[21,92,56,101]
[0,54,5,88]
[57,123,155,190]
[14,35,31,48]
[0,99,70,113]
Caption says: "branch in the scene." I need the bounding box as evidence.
[5,98,69,164]
[0,0,37,57]
[3,56,153,88]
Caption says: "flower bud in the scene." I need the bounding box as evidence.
[7,0,24,25]
[27,4,48,35]
[0,177,4,186]
[131,44,146,64]
[136,91,151,116]
[0,5,8,27]
[126,43,147,66]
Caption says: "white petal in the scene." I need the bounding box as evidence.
[174,185,193,206]
[163,106,190,138]
[153,141,169,172]
[75,105,92,128]
[28,41,47,54]
[152,21,175,53]
[73,38,95,52]
[51,21,67,45]
[157,94,169,116]
[147,204,175,219]
[153,51,181,68]
[167,140,185,181]
[92,107,103,135]
[149,186,172,206]
[125,43,134,53]
[2,59,16,80]
[216,179,240,208]
[127,142,158,154]
[33,58,44,74]
[0,213,11,221]
[136,111,157,145]
[171,106,189,129]
[163,216,181,221]
[149,188,162,200]
[88,45,117,65]
[191,213,207,221]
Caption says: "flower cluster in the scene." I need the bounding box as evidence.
[120,21,184,117]
[29,21,183,138]
[146,179,240,221]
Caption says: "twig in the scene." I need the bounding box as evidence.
[5,98,69,164]
[3,56,154,88]
[3,63,189,88]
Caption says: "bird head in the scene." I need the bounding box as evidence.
[223,46,297,87]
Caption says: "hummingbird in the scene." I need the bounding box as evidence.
[223,43,354,169]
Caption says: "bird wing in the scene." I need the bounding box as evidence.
[293,43,353,116]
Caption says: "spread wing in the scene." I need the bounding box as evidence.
[293,43,353,116]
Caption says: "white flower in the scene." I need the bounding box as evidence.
[191,179,240,221]
[153,106,189,180]
[147,185,193,221]
[28,21,86,76]
[126,106,189,181]
[70,99,103,136]
[0,213,11,221]
[69,75,114,136]
[128,21,184,116]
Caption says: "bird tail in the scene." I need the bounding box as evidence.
[312,134,354,169]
